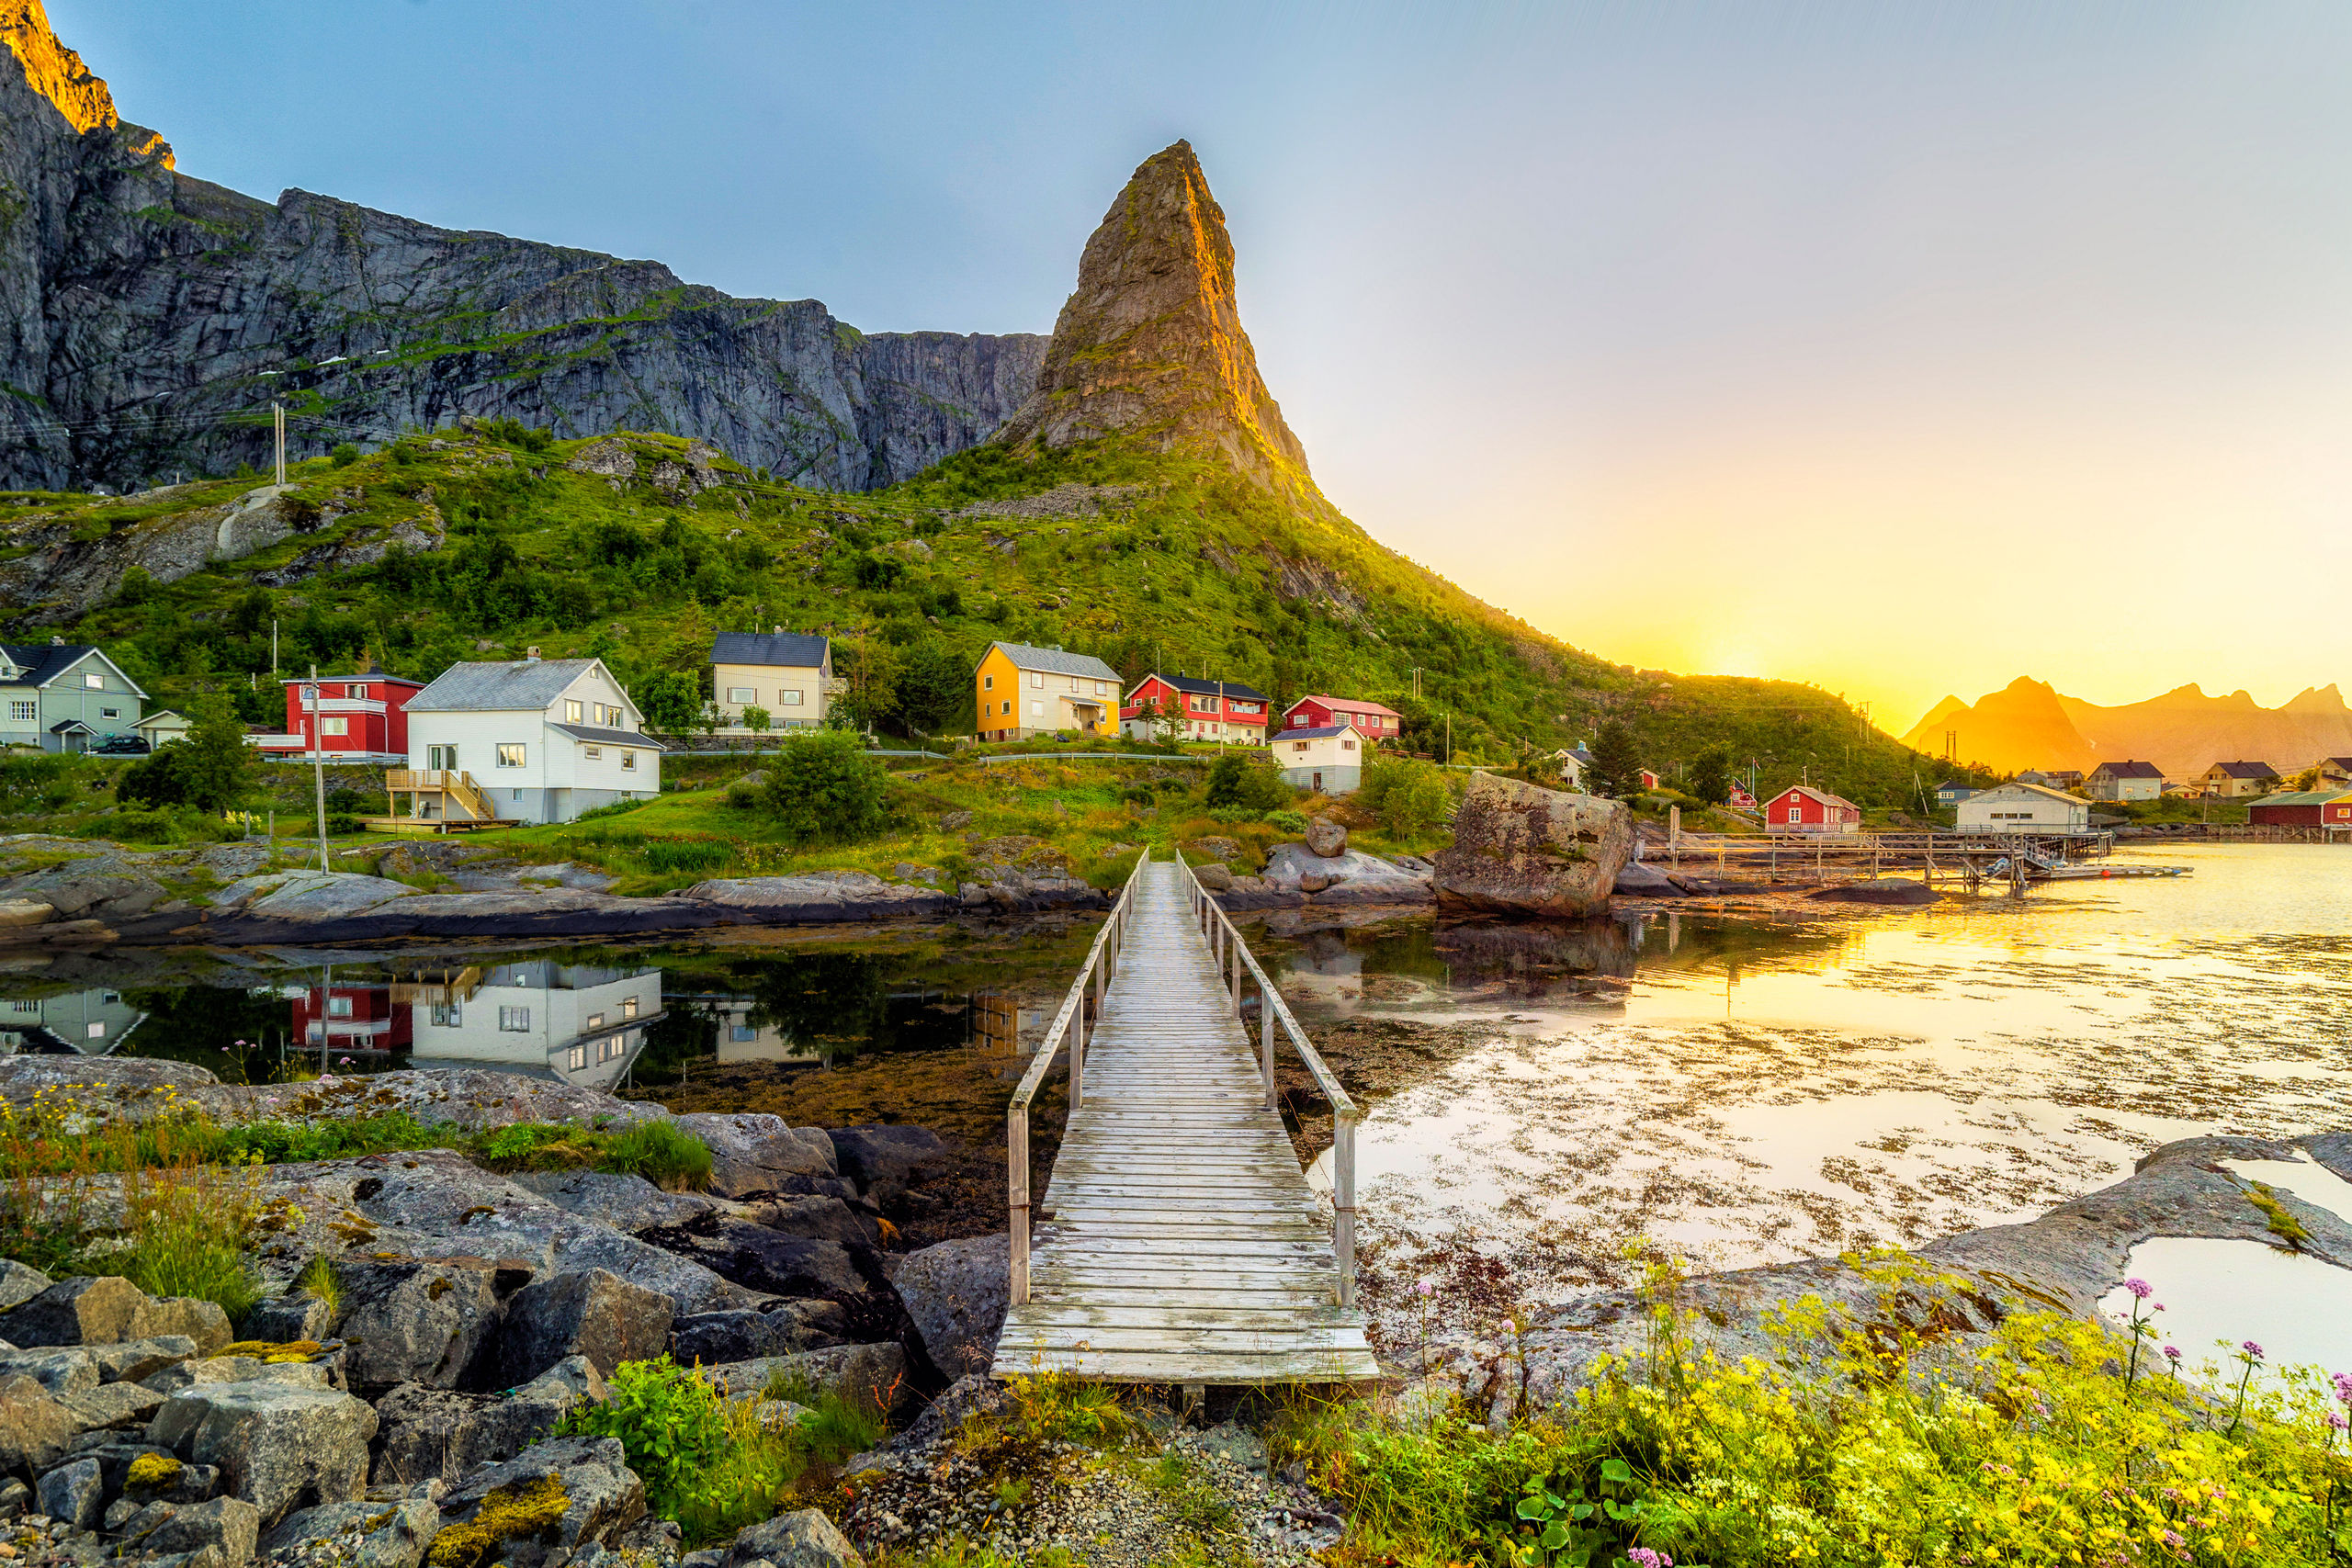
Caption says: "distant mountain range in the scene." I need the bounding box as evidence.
[1902,678,2352,778]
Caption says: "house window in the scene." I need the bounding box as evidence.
[620,750,637,771]
[83,671,103,689]
[300,684,318,704]
[86,1021,106,1039]
[983,675,994,691]
[10,999,35,1012]
[584,746,601,761]
[1787,807,1801,822]
[499,1007,531,1032]
[622,995,639,1019]
[428,744,458,771]
[1343,739,1356,750]
[566,699,583,723]
[348,684,367,699]
[497,744,526,767]
[7,702,30,721]
[327,996,353,1018]
[321,717,347,736]
[726,687,754,705]
[731,1023,757,1043]
[431,1003,461,1027]
[1094,682,1107,695]
[566,1043,587,1071]
[100,706,119,719]
[599,1034,625,1061]
[585,1012,605,1030]
[1000,701,1011,716]
[1295,742,1309,753]
[1029,671,1042,688]
[1029,700,1044,716]
[780,690,802,705]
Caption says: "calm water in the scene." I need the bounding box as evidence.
[1272,841,2352,1299]
[7,843,2345,1317]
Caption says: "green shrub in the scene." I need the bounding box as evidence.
[1204,752,1287,812]
[295,1254,342,1311]
[1263,807,1307,834]
[97,807,185,843]
[329,443,361,467]
[324,814,364,835]
[574,797,648,823]
[220,1111,443,1165]
[761,729,888,844]
[472,1122,599,1170]
[598,1120,712,1191]
[104,1173,259,1322]
[639,839,730,874]
[559,1358,804,1543]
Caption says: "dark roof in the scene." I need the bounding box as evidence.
[2209,761,2278,778]
[1934,781,1976,794]
[1275,725,1360,741]
[1772,784,1860,810]
[985,641,1122,682]
[279,673,424,689]
[711,632,830,670]
[2089,760,2165,779]
[550,723,665,751]
[408,659,604,714]
[2314,757,2352,770]
[47,719,90,734]
[0,643,145,695]
[1136,671,1270,702]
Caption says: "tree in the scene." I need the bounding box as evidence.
[636,671,702,734]
[116,746,188,809]
[1587,719,1643,800]
[762,729,889,844]
[1150,694,1186,747]
[893,638,966,734]
[741,705,771,739]
[1383,764,1453,835]
[1690,746,1733,806]
[1205,753,1287,812]
[175,700,255,812]
[834,631,904,732]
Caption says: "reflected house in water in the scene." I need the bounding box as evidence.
[0,988,146,1054]
[290,961,666,1090]
[710,998,800,1065]
[294,984,413,1060]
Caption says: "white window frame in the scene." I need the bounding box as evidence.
[780,689,803,705]
[7,701,32,721]
[427,744,458,771]
[497,743,526,768]
[326,995,354,1018]
[499,1006,531,1032]
[583,746,601,761]
[620,750,637,771]
[99,706,120,719]
[1029,671,1043,688]
[348,683,368,699]
[83,671,103,690]
[566,699,583,723]
[321,716,347,736]
[726,687,754,705]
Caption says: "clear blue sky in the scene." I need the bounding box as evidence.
[65,2,2352,723]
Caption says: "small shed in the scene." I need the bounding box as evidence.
[1275,724,1367,795]
[134,709,191,748]
[2248,790,2352,829]
[1762,785,1862,834]
[1955,781,2091,831]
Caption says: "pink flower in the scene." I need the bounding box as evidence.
[1626,1551,1672,1568]
[1415,1277,1436,1299]
[2125,1278,2153,1299]
[2164,1345,2181,1362]
[2327,1413,2347,1432]
[2243,1340,2265,1360]
[2332,1371,2352,1405]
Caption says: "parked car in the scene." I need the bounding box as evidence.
[90,735,150,756]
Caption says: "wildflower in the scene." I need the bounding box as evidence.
[2164,1345,2181,1363]
[1627,1551,1672,1568]
[2124,1278,2152,1299]
[2333,1371,2352,1405]
[2328,1413,2347,1432]
[1415,1277,1436,1299]
[2242,1340,2264,1360]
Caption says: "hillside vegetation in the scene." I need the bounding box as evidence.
[9,423,1957,810]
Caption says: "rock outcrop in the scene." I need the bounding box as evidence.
[992,141,1315,498]
[0,2,1042,493]
[1431,773,1634,919]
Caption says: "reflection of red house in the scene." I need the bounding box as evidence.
[255,671,424,758]
[1763,785,1862,834]
[290,985,411,1055]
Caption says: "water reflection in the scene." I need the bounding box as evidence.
[0,988,149,1055]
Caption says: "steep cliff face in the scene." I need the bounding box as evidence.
[0,2,1043,493]
[994,141,1314,496]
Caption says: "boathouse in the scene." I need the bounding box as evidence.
[2247,790,2352,829]
[1955,781,2090,832]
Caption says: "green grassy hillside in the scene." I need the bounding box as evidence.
[13,423,1958,809]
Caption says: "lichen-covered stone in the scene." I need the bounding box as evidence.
[145,1382,379,1525]
[1432,772,1634,919]
[0,1275,149,1346]
[430,1438,643,1568]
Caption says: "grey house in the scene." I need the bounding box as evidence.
[0,641,147,752]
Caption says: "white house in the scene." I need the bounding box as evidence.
[2086,760,2165,802]
[1955,780,2091,832]
[407,960,662,1093]
[397,654,662,826]
[1274,723,1368,795]
[710,630,832,732]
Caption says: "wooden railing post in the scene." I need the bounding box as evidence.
[1009,1106,1031,1304]
[1333,1111,1358,1307]
[1069,1009,1084,1111]
[1260,980,1276,1110]
[1230,934,1242,1014]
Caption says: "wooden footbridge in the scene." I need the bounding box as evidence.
[991,854,1380,1387]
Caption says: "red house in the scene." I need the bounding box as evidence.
[1282,694,1401,742]
[290,983,411,1059]
[256,668,424,759]
[1763,784,1862,834]
[2248,791,2352,829]
[1120,673,1271,744]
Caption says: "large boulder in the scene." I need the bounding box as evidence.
[892,1235,1009,1382]
[668,1301,847,1365]
[142,1495,263,1567]
[430,1437,645,1568]
[0,1345,99,1393]
[638,1216,900,1343]
[137,1296,235,1355]
[1432,773,1634,919]
[1305,817,1348,857]
[0,1372,77,1476]
[371,1357,603,1489]
[0,1275,149,1346]
[334,1258,508,1392]
[506,1171,718,1235]
[720,1507,865,1568]
[825,1125,947,1193]
[670,1113,836,1197]
[0,1259,49,1311]
[702,1343,909,1415]
[36,1453,103,1530]
[145,1382,379,1525]
[259,1497,438,1568]
[1256,845,1431,904]
[493,1269,672,1384]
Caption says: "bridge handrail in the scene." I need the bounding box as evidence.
[1005,849,1150,1306]
[1171,851,1362,1308]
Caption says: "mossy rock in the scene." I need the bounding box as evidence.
[425,1474,570,1568]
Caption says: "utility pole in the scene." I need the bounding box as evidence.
[1444,712,1452,765]
[271,619,278,678]
[273,401,287,487]
[1410,668,1422,699]
[309,664,330,870]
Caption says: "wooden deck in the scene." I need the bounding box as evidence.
[992,857,1379,1386]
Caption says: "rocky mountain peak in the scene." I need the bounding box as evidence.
[995,140,1313,493]
[0,0,167,163]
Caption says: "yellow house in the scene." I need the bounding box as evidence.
[975,642,1122,741]
[710,630,832,731]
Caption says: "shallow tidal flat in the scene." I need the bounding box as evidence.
[1270,841,2352,1329]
